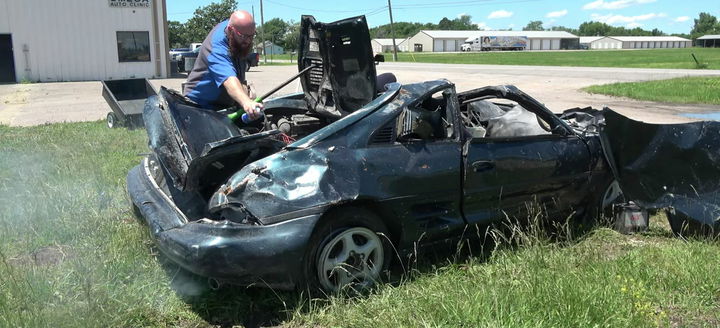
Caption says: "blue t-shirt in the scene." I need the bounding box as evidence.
[184,20,246,107]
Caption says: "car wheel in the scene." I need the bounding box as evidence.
[304,207,392,293]
[576,179,623,231]
[107,112,118,129]
[600,180,623,211]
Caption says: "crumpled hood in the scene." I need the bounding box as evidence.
[601,108,720,226]
[207,146,361,224]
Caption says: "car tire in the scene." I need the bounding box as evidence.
[107,112,119,129]
[303,207,392,294]
[576,178,624,232]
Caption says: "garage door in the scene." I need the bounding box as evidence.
[531,39,541,50]
[0,34,15,83]
[541,39,551,50]
[446,40,456,52]
[551,39,560,50]
[434,39,444,52]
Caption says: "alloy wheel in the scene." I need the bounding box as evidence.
[316,227,384,292]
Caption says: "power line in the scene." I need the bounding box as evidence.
[393,0,540,9]
[264,0,386,14]
[394,0,536,6]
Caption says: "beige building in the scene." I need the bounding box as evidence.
[407,30,580,52]
[0,0,170,83]
[407,30,476,52]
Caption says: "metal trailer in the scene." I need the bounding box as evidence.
[470,35,528,51]
[101,78,157,129]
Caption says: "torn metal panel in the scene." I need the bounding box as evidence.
[298,15,377,119]
[144,87,286,193]
[601,108,720,228]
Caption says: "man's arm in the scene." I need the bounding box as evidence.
[223,76,263,120]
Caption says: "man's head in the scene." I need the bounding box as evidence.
[227,10,255,57]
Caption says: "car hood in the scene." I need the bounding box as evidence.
[298,15,377,120]
[143,87,285,193]
[601,108,720,226]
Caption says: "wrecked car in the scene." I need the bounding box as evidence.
[127,15,625,292]
[130,14,720,293]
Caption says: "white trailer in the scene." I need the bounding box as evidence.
[469,35,528,51]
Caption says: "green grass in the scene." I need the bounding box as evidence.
[583,76,720,105]
[2,122,720,327]
[383,48,720,69]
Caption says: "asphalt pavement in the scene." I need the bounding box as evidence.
[1,62,718,127]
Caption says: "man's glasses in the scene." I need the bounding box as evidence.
[229,26,255,41]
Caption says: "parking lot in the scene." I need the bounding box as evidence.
[1,62,719,127]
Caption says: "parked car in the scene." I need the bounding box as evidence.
[174,46,259,73]
[127,14,720,293]
[461,43,472,51]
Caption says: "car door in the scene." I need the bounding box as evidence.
[462,103,593,227]
[361,87,465,245]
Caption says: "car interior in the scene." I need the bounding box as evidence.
[392,89,554,143]
[396,90,455,142]
[460,97,553,139]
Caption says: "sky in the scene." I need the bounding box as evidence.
[166,0,719,34]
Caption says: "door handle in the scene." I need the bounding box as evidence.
[471,160,495,172]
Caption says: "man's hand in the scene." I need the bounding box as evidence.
[223,76,263,120]
[240,99,263,120]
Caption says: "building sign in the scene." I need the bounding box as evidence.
[109,0,151,8]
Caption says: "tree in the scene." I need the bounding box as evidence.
[438,17,453,30]
[550,25,578,34]
[370,22,429,39]
[183,0,237,43]
[257,18,289,50]
[523,20,544,31]
[691,12,720,40]
[282,21,301,52]
[451,15,477,30]
[168,20,188,48]
[578,21,613,36]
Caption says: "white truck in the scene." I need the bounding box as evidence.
[469,36,528,51]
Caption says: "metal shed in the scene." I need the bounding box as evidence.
[698,35,720,48]
[611,36,692,49]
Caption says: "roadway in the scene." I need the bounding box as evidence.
[1,62,718,126]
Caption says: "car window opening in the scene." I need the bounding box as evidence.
[461,98,552,139]
[396,90,452,142]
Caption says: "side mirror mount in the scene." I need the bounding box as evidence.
[373,53,385,63]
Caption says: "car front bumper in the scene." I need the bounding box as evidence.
[126,158,321,289]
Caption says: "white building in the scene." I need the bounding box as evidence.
[613,36,692,49]
[698,35,720,48]
[407,30,580,52]
[581,36,692,50]
[0,0,170,83]
[371,38,410,53]
[580,36,692,49]
[582,37,623,49]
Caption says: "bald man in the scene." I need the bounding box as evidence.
[184,10,262,120]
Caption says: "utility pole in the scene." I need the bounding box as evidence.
[387,0,398,61]
[260,0,266,64]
